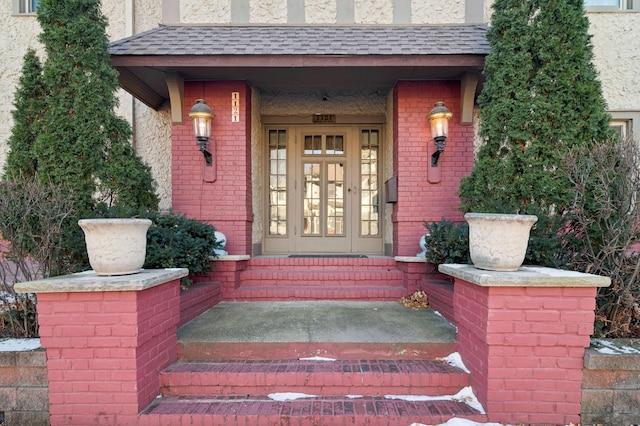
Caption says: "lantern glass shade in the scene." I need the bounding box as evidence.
[428,101,453,140]
[188,99,213,139]
[430,115,449,139]
[192,116,211,139]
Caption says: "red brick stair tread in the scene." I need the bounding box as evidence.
[161,359,470,397]
[164,358,465,374]
[140,394,487,424]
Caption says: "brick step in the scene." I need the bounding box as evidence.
[178,340,456,361]
[139,394,487,426]
[247,256,399,270]
[160,359,470,397]
[239,269,405,287]
[232,285,409,301]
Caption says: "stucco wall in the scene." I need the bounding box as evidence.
[587,12,640,112]
[0,4,42,175]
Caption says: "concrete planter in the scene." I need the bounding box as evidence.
[464,212,538,271]
[78,218,152,276]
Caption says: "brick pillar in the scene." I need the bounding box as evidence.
[15,269,188,426]
[439,264,610,425]
[173,81,253,255]
[392,81,474,256]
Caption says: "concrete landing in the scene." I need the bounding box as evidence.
[177,301,457,360]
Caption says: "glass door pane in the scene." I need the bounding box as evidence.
[303,163,321,236]
[268,130,287,236]
[360,130,380,236]
[326,163,345,235]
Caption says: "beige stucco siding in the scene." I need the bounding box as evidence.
[307,0,338,23]
[587,12,640,111]
[0,3,42,175]
[412,0,465,24]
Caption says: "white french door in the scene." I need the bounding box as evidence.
[264,125,382,254]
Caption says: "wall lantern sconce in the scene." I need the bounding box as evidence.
[189,99,214,166]
[428,101,453,167]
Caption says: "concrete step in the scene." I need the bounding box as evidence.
[139,394,487,426]
[176,302,458,360]
[160,359,470,397]
[178,339,456,361]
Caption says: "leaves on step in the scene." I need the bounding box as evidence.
[399,290,429,310]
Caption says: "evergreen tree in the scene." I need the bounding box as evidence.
[4,49,45,178]
[33,0,158,215]
[459,0,611,216]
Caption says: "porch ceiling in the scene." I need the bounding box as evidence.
[109,25,489,110]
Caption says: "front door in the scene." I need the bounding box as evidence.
[264,125,382,254]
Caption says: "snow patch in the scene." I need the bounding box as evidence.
[592,339,640,355]
[440,352,470,373]
[385,386,485,415]
[268,392,317,401]
[0,338,41,352]
[410,419,507,426]
[299,356,337,361]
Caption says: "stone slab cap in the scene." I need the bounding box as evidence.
[438,264,611,288]
[14,268,188,293]
[584,339,640,370]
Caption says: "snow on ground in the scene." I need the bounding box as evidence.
[592,339,640,354]
[299,356,336,361]
[0,338,41,351]
[268,386,486,415]
[411,420,506,426]
[385,386,485,415]
[440,352,470,373]
[268,392,318,401]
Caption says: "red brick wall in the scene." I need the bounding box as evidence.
[454,280,596,424]
[36,281,180,425]
[173,81,253,255]
[393,81,475,256]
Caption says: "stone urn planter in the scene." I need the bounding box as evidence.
[78,218,152,276]
[464,213,538,272]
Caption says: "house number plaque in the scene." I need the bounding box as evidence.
[312,114,336,124]
[231,92,240,122]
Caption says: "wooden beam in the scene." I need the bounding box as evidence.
[116,67,165,110]
[166,73,185,124]
[460,71,480,125]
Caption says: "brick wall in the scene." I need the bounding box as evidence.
[172,81,253,255]
[179,279,221,327]
[0,348,48,425]
[453,280,596,424]
[392,81,475,256]
[422,278,455,323]
[582,342,640,425]
[36,280,180,425]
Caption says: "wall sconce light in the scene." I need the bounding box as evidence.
[428,101,453,167]
[189,99,214,166]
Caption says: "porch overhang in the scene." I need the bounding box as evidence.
[110,25,489,124]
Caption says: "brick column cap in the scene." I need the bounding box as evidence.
[439,264,610,288]
[14,268,188,293]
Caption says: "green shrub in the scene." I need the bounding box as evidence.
[94,206,221,288]
[423,219,471,268]
[143,211,221,287]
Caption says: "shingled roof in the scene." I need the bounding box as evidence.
[110,24,490,56]
[109,25,489,110]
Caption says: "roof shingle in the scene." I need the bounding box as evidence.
[110,25,490,57]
